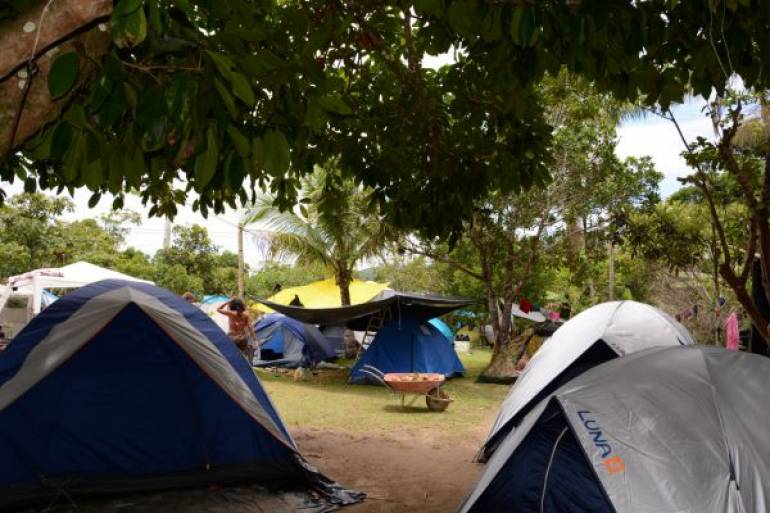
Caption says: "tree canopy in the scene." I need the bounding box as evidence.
[2,0,767,238]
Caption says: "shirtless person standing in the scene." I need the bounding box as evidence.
[217,298,259,363]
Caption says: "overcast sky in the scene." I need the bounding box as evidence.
[7,97,715,267]
[615,97,713,196]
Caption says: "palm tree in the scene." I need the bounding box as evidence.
[243,167,389,305]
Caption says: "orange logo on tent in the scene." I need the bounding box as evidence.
[603,455,625,475]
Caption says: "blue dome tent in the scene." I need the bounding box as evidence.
[349,316,465,384]
[427,317,453,342]
[0,280,360,510]
[254,313,337,368]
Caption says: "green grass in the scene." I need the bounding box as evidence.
[257,349,510,440]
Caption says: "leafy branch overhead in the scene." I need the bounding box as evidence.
[0,0,767,238]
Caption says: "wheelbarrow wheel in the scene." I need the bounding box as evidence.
[426,388,453,412]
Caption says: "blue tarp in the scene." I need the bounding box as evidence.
[0,280,359,510]
[254,313,336,368]
[349,315,465,384]
[201,294,230,304]
[41,289,58,309]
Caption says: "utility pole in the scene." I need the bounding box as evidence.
[163,217,172,250]
[237,222,245,299]
[608,240,615,301]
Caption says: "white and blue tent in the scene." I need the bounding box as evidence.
[480,301,696,460]
[0,280,361,510]
[460,347,770,513]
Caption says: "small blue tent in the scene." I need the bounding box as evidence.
[254,313,337,368]
[427,317,453,343]
[0,280,360,510]
[349,316,465,384]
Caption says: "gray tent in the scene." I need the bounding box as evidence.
[460,346,770,513]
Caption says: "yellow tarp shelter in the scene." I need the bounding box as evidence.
[256,278,389,313]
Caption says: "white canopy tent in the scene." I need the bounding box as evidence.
[0,262,153,334]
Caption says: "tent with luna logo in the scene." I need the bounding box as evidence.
[459,346,770,513]
[481,300,696,460]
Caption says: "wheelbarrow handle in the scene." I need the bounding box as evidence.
[359,365,393,391]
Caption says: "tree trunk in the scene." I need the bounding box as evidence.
[335,267,352,306]
[478,329,519,384]
[1,0,112,156]
[485,286,499,343]
[480,298,517,382]
[608,240,615,301]
[565,214,584,264]
[334,266,356,357]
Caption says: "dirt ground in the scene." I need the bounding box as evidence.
[294,423,490,513]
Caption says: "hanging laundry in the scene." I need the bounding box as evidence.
[725,312,740,351]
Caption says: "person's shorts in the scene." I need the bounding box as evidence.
[233,337,248,352]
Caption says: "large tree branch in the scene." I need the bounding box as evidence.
[0,0,112,157]
[757,154,770,309]
[402,241,486,282]
[692,174,733,270]
[741,217,758,284]
[717,105,762,212]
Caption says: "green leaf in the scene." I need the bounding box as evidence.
[251,136,264,171]
[113,0,142,17]
[447,0,475,38]
[414,0,444,16]
[230,72,255,106]
[226,152,246,190]
[62,131,86,182]
[48,52,80,99]
[112,7,147,48]
[109,150,125,192]
[88,192,102,208]
[318,95,353,115]
[51,122,73,160]
[82,158,103,188]
[520,8,539,47]
[206,51,235,79]
[262,129,290,176]
[227,125,251,157]
[25,127,54,160]
[304,97,326,131]
[123,83,138,113]
[510,5,524,45]
[214,79,238,119]
[63,104,89,130]
[147,2,162,33]
[23,178,36,194]
[481,7,503,42]
[195,125,219,189]
[126,146,145,187]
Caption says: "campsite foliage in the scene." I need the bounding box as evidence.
[4,0,770,241]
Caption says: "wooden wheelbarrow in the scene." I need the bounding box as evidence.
[359,365,453,411]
